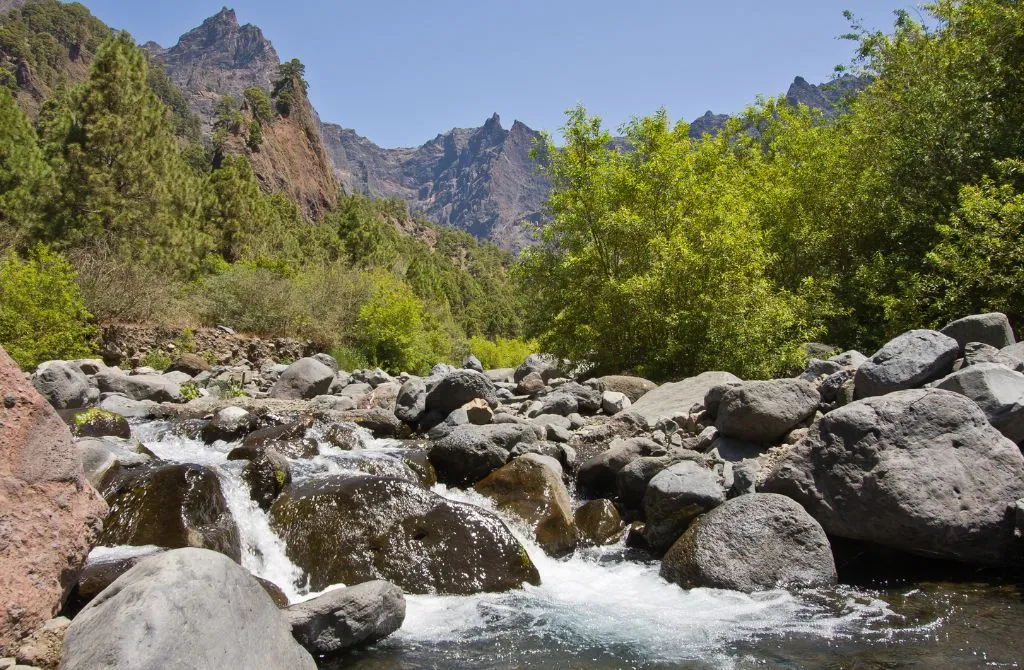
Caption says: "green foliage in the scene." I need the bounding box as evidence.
[468,336,537,370]
[140,349,172,371]
[272,59,307,117]
[329,346,369,372]
[247,118,262,150]
[0,86,56,248]
[0,244,96,369]
[180,381,200,401]
[72,407,115,429]
[243,87,272,123]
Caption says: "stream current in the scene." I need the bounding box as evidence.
[125,420,1024,670]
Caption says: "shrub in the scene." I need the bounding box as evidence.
[329,346,368,372]
[140,349,172,371]
[468,336,538,370]
[0,244,96,369]
[180,381,200,401]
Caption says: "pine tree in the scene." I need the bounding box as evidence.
[0,87,56,249]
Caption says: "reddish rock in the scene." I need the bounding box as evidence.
[0,346,107,655]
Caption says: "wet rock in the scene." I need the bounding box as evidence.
[201,406,254,443]
[270,475,540,594]
[61,549,315,670]
[763,388,1024,566]
[854,329,959,399]
[31,360,89,409]
[235,416,318,459]
[643,461,725,552]
[429,423,537,487]
[70,408,131,439]
[0,347,106,656]
[242,448,290,511]
[660,493,837,592]
[476,455,579,557]
[14,617,68,670]
[574,499,624,546]
[629,372,741,427]
[287,581,405,657]
[77,437,150,490]
[98,463,241,562]
[75,546,167,605]
[270,358,335,400]
[941,312,1015,353]
[715,379,819,443]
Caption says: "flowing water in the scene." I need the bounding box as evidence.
[128,421,1024,670]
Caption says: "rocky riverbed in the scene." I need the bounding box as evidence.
[2,312,1024,668]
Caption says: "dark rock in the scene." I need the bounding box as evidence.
[933,363,1024,443]
[242,448,290,511]
[166,353,211,377]
[514,353,560,383]
[235,416,318,459]
[595,375,657,402]
[577,437,662,498]
[616,455,675,509]
[854,329,959,398]
[286,581,405,656]
[77,437,151,490]
[313,352,339,372]
[75,546,167,605]
[70,408,131,439]
[557,382,603,414]
[940,312,1015,353]
[763,388,1024,566]
[730,459,759,497]
[423,370,497,429]
[715,379,820,443]
[31,360,89,409]
[660,493,837,592]
[395,377,428,425]
[574,499,624,546]
[429,424,536,487]
[463,355,484,373]
[516,371,546,395]
[818,368,857,403]
[535,391,578,417]
[98,463,241,562]
[643,461,725,552]
[201,406,254,443]
[270,475,540,594]
[270,358,335,400]
[62,548,315,670]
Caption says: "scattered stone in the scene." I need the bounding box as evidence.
[660,493,837,592]
[715,379,820,443]
[854,329,959,398]
[287,581,405,657]
[61,548,315,670]
[602,390,631,415]
[14,617,68,670]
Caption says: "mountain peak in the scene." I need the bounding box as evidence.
[484,112,502,130]
[210,7,238,27]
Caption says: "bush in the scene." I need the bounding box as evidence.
[0,244,96,369]
[140,349,172,371]
[329,346,369,372]
[468,336,538,370]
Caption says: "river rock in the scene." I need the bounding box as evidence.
[516,371,546,395]
[75,546,167,604]
[287,581,405,657]
[854,329,959,398]
[235,416,318,459]
[660,493,837,592]
[70,408,131,439]
[166,353,211,377]
[97,393,156,418]
[476,455,579,557]
[429,423,536,487]
[242,448,290,511]
[77,437,150,490]
[933,362,1024,443]
[270,475,540,594]
[14,617,68,670]
[463,354,484,373]
[596,375,657,402]
[0,347,106,656]
[98,463,241,562]
[577,437,662,498]
[201,406,254,443]
[763,388,1024,566]
[629,372,742,427]
[514,353,560,383]
[31,360,89,409]
[270,358,334,400]
[715,379,820,443]
[395,376,428,425]
[602,390,632,415]
[643,461,726,552]
[616,455,675,508]
[574,499,624,546]
[940,312,1015,353]
[96,370,183,403]
[61,548,315,670]
[535,391,578,417]
[424,370,497,423]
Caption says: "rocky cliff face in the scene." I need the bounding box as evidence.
[0,0,25,14]
[144,8,279,132]
[785,74,869,118]
[322,114,549,251]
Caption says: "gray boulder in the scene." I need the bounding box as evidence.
[629,372,741,427]
[424,370,497,422]
[463,354,484,373]
[429,424,536,487]
[97,394,156,418]
[96,370,183,403]
[269,358,334,400]
[61,548,315,670]
[643,461,725,552]
[715,379,820,443]
[660,493,837,592]
[31,360,89,409]
[201,406,254,443]
[828,350,867,368]
[313,352,339,373]
[576,437,662,498]
[602,390,632,415]
[595,375,657,402]
[286,581,405,657]
[763,388,1024,566]
[514,353,560,383]
[996,342,1024,372]
[941,312,1015,353]
[534,391,578,417]
[933,362,1024,443]
[77,437,151,490]
[854,329,959,398]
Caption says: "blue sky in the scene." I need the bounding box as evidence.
[79,1,922,148]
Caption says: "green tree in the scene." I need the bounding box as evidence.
[0,87,56,249]
[272,58,306,117]
[0,244,96,369]
[243,86,273,123]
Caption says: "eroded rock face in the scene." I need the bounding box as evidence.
[61,548,315,670]
[270,475,540,594]
[763,388,1024,566]
[0,346,106,655]
[854,329,959,398]
[660,493,837,592]
[476,455,579,557]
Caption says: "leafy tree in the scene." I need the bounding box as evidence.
[0,244,96,369]
[243,86,273,123]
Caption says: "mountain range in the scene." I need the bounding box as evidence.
[2,2,865,251]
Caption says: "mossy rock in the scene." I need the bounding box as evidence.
[72,408,131,439]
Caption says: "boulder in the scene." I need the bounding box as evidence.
[429,424,536,487]
[714,379,820,443]
[829,350,868,368]
[514,353,560,383]
[77,437,150,490]
[98,463,241,562]
[934,363,1024,443]
[31,360,89,409]
[269,358,335,400]
[424,370,497,423]
[70,408,131,439]
[516,371,546,395]
[75,546,167,605]
[763,388,1024,566]
[286,581,405,657]
[577,437,662,498]
[270,475,540,594]
[616,455,676,508]
[463,354,484,373]
[996,342,1024,372]
[595,375,657,403]
[643,461,726,552]
[940,312,1015,353]
[463,397,493,425]
[96,370,183,403]
[14,617,68,670]
[628,372,741,427]
[475,455,579,557]
[242,448,291,511]
[534,391,578,417]
[235,416,318,459]
[61,548,315,670]
[97,394,156,418]
[484,368,515,384]
[0,347,106,656]
[166,353,210,377]
[313,352,339,373]
[854,329,959,398]
[201,406,254,443]
[602,390,631,415]
[395,377,428,425]
[660,493,837,592]
[574,499,623,546]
